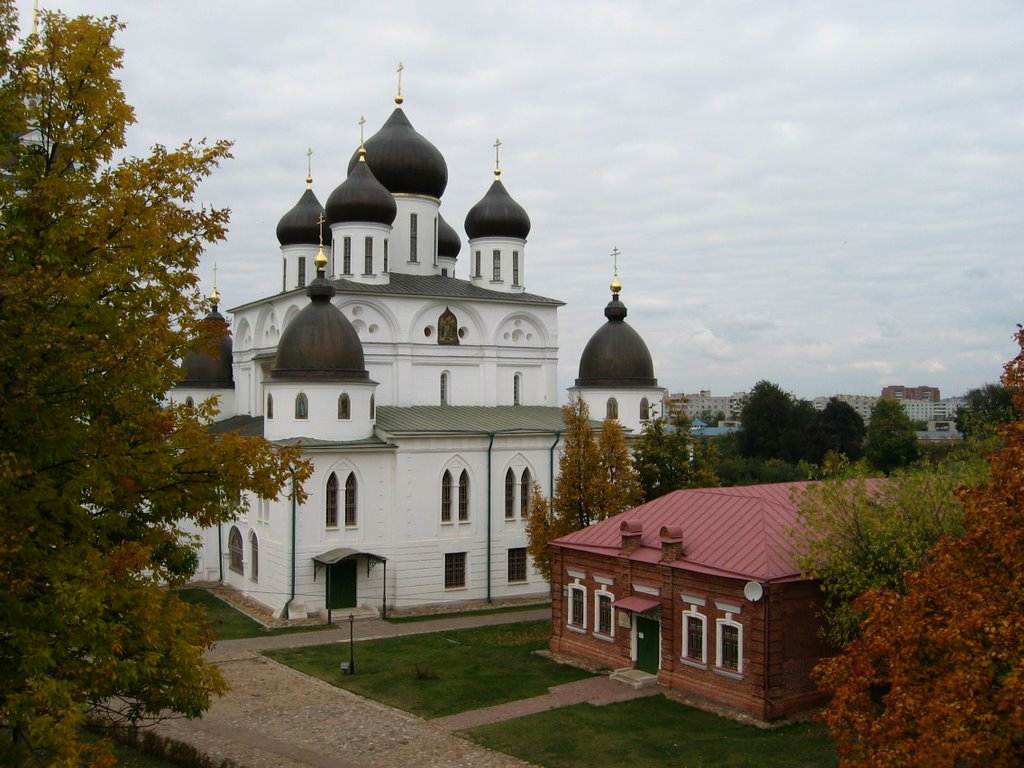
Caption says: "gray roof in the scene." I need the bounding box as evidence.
[230,272,563,313]
[375,405,566,435]
[209,415,265,437]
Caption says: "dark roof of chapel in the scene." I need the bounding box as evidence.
[229,273,563,312]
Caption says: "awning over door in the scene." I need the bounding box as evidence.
[613,595,660,613]
[313,547,386,566]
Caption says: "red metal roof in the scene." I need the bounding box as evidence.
[552,482,817,582]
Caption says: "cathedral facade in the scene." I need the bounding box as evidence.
[175,86,663,618]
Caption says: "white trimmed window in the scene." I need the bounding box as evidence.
[228,526,243,574]
[595,590,614,638]
[716,616,743,674]
[249,531,259,582]
[682,607,707,664]
[568,583,587,630]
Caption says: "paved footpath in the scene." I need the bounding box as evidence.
[153,609,656,768]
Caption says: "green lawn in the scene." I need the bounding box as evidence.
[176,588,332,641]
[265,620,593,718]
[467,695,838,768]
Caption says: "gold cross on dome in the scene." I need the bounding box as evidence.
[611,246,620,275]
[358,115,366,146]
[306,147,313,186]
[317,213,326,247]
[396,62,405,104]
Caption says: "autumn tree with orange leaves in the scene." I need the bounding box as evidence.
[814,327,1024,766]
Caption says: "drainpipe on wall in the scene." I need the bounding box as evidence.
[548,431,561,503]
[486,432,495,604]
[281,467,297,620]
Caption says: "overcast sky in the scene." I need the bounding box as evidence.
[19,1,1024,401]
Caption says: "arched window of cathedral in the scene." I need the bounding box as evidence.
[607,397,618,420]
[383,239,389,273]
[249,531,259,582]
[364,236,373,275]
[338,393,350,420]
[504,469,516,519]
[640,397,650,421]
[513,373,522,405]
[343,236,352,275]
[282,257,287,292]
[520,468,532,518]
[344,473,357,526]
[437,308,459,345]
[440,470,453,523]
[369,394,375,420]
[185,396,194,408]
[298,256,306,288]
[266,394,274,419]
[326,472,339,527]
[492,249,501,281]
[474,250,481,278]
[440,372,450,406]
[295,393,308,419]
[228,526,243,574]
[458,470,470,521]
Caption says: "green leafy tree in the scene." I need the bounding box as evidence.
[0,8,308,763]
[526,399,642,578]
[956,382,1014,441]
[809,398,866,463]
[737,380,795,460]
[792,452,987,646]
[865,398,920,473]
[633,406,719,501]
[815,329,1024,765]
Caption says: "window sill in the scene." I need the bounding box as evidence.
[440,520,454,526]
[490,279,502,284]
[567,625,587,635]
[713,667,743,681]
[680,658,707,670]
[508,579,528,585]
[361,273,375,277]
[325,526,339,530]
[593,632,615,643]
[444,585,467,591]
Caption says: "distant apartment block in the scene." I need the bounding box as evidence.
[881,385,940,402]
[669,390,747,422]
[812,394,878,423]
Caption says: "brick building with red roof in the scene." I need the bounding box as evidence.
[548,482,832,720]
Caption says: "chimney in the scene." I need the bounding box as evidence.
[660,525,684,562]
[619,519,642,555]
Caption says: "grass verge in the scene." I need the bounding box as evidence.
[176,588,332,641]
[265,619,592,718]
[385,601,548,623]
[466,695,838,768]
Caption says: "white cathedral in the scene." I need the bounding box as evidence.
[173,84,664,619]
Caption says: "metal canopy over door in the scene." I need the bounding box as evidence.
[327,559,357,609]
[636,615,660,674]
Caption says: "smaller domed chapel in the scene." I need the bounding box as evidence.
[175,82,663,618]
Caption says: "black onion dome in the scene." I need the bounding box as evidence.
[325,155,397,226]
[272,277,368,381]
[464,178,531,240]
[181,308,233,387]
[575,295,657,387]
[276,187,332,247]
[437,212,461,259]
[348,108,447,199]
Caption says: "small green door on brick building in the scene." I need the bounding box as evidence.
[636,615,660,673]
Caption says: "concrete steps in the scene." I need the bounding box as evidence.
[609,667,659,689]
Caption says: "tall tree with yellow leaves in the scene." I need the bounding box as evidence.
[0,6,308,764]
[526,398,642,580]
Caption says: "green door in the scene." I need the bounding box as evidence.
[636,615,660,674]
[327,559,357,609]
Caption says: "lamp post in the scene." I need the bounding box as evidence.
[347,613,355,674]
